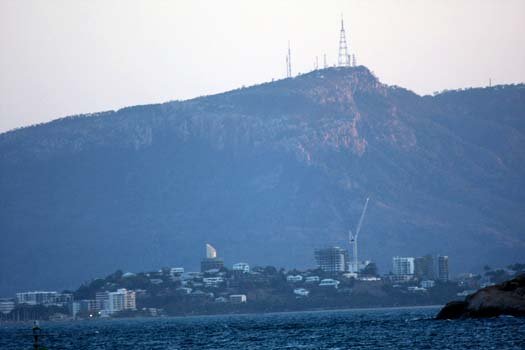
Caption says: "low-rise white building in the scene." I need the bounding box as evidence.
[421,280,436,289]
[203,277,224,287]
[305,276,320,283]
[319,279,340,288]
[286,275,303,283]
[293,288,310,297]
[229,294,247,303]
[358,276,381,281]
[232,263,250,273]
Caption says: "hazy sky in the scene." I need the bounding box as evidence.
[1,0,524,133]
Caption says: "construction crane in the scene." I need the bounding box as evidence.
[349,197,370,273]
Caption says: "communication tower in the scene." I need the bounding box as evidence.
[286,41,292,78]
[338,15,351,67]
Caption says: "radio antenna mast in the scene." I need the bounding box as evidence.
[286,41,292,78]
[338,14,351,67]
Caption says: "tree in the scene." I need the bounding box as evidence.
[361,262,378,277]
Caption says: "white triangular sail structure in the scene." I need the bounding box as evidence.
[206,243,217,259]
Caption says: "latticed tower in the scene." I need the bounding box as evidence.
[338,16,351,67]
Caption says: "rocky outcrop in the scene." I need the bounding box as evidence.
[436,274,525,319]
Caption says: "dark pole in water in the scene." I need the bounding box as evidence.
[32,320,41,350]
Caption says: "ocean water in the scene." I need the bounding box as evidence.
[1,306,524,350]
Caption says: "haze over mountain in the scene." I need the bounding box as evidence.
[1,66,524,296]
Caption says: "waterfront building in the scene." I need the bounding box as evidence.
[107,289,136,314]
[0,298,15,314]
[229,294,247,303]
[70,302,81,318]
[79,299,97,313]
[438,255,449,282]
[95,291,109,311]
[414,255,435,280]
[15,291,71,306]
[16,291,56,305]
[392,257,415,276]
[53,293,73,306]
[314,246,348,273]
[108,291,125,314]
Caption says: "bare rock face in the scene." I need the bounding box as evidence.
[436,274,525,319]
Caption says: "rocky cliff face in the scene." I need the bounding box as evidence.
[1,66,524,295]
[437,274,525,319]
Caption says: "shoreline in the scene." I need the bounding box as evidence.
[0,304,444,325]
[159,304,444,320]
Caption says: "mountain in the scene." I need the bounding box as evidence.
[1,66,524,296]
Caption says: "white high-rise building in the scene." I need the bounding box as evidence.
[107,289,136,314]
[392,257,415,275]
[314,247,348,273]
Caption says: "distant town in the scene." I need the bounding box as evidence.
[1,242,523,322]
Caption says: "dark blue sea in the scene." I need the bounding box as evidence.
[1,306,524,349]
